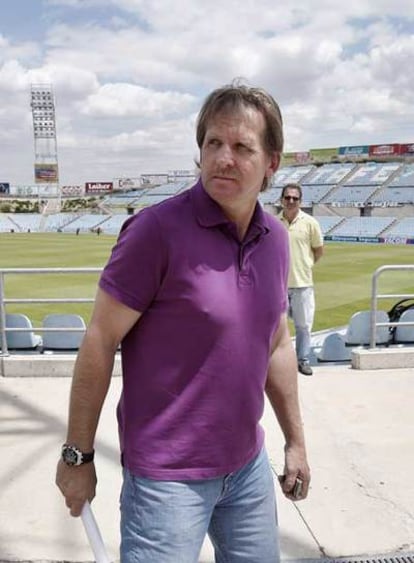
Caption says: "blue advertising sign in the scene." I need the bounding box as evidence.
[338,145,369,156]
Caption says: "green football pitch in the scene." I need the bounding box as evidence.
[1,232,413,331]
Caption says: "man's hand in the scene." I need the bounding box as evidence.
[55,459,97,517]
[279,444,310,501]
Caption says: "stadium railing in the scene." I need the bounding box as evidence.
[0,267,101,356]
[370,265,414,348]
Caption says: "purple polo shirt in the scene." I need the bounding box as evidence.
[99,180,289,480]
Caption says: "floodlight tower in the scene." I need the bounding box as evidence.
[30,84,61,211]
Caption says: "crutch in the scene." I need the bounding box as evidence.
[81,501,111,563]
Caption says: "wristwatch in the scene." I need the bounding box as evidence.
[61,443,95,466]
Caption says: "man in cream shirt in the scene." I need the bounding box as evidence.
[279,183,323,376]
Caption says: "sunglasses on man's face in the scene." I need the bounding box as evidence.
[283,195,300,202]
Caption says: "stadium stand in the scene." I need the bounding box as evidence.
[382,217,414,237]
[0,214,15,232]
[301,184,334,204]
[8,213,42,232]
[102,182,188,211]
[61,214,108,233]
[323,185,379,205]
[103,195,143,207]
[343,162,402,186]
[148,181,188,195]
[258,187,282,205]
[134,193,177,208]
[387,162,414,187]
[314,215,344,235]
[303,162,357,185]
[43,213,79,231]
[1,161,413,240]
[368,187,414,205]
[329,216,396,237]
[98,214,129,234]
[272,165,315,187]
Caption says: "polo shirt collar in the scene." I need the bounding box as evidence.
[279,209,304,224]
[191,179,270,237]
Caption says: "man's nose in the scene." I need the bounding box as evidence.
[216,145,234,166]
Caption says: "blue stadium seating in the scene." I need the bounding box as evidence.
[382,217,414,237]
[314,216,344,235]
[330,216,395,237]
[0,214,15,232]
[323,185,378,205]
[368,187,414,205]
[343,162,402,186]
[98,214,129,234]
[301,185,334,204]
[304,162,356,185]
[388,163,414,187]
[61,214,107,233]
[272,165,315,187]
[9,214,42,232]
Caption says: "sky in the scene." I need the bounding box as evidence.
[0,0,413,186]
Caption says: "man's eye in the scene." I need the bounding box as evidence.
[237,144,252,153]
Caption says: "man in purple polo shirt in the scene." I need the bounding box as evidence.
[56,81,310,563]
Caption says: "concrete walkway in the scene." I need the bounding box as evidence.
[1,363,414,562]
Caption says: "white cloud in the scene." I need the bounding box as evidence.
[0,0,413,184]
[81,83,196,118]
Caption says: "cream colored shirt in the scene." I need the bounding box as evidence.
[279,210,323,288]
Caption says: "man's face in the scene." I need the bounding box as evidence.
[200,106,279,209]
[282,188,301,213]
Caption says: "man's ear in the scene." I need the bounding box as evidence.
[266,152,281,177]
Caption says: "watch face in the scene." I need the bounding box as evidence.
[62,446,81,466]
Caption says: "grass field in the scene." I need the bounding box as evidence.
[1,233,414,331]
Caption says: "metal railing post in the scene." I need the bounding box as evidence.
[370,264,414,349]
[0,272,8,355]
[0,267,102,355]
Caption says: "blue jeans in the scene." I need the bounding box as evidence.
[288,287,315,363]
[120,447,279,562]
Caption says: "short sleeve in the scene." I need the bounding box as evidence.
[311,218,324,248]
[99,209,167,312]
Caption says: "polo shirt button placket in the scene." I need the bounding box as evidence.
[238,271,251,286]
[238,245,253,286]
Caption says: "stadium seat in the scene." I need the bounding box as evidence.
[394,309,414,344]
[345,310,390,346]
[4,313,42,350]
[41,313,86,351]
[317,332,352,362]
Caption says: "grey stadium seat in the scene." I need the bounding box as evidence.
[5,313,42,350]
[345,310,390,346]
[42,313,86,351]
[317,332,352,362]
[394,309,414,344]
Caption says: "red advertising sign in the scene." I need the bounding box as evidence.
[369,144,400,157]
[400,143,414,155]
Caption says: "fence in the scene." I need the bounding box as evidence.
[370,264,414,348]
[2,265,414,355]
[0,267,101,355]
